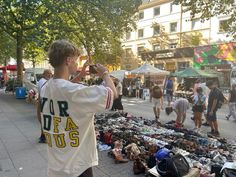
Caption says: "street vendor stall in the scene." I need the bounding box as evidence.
[130,63,169,99]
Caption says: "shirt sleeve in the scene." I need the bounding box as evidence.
[69,85,114,113]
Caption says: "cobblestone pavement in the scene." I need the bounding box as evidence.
[0,93,143,177]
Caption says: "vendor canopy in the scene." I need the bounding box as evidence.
[171,67,217,78]
[130,63,169,75]
[110,70,127,81]
[0,65,17,71]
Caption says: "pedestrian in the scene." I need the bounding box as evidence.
[206,80,222,136]
[193,79,201,96]
[165,77,173,106]
[173,98,190,128]
[150,84,163,124]
[111,78,124,113]
[135,78,141,98]
[226,83,236,122]
[192,87,206,132]
[39,40,117,177]
[37,69,52,143]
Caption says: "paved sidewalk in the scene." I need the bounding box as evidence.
[0,93,141,177]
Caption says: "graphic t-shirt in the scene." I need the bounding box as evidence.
[40,79,113,177]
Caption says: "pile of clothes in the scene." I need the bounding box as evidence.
[95,112,236,177]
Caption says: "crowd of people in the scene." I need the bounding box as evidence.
[6,39,232,177]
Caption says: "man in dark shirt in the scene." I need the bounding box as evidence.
[206,80,220,136]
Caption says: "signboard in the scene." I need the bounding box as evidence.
[194,42,236,68]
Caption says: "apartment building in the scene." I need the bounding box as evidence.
[121,0,234,71]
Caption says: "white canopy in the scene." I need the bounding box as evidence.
[110,70,127,81]
[130,63,169,75]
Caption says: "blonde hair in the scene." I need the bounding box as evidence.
[48,40,80,68]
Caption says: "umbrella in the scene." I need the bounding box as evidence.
[130,63,169,75]
[171,67,216,78]
[110,70,127,81]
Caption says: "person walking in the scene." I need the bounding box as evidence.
[192,87,206,132]
[39,40,117,177]
[165,77,173,106]
[135,78,141,98]
[226,83,236,122]
[150,84,163,124]
[37,69,52,143]
[206,80,222,136]
[111,78,124,113]
[173,98,190,128]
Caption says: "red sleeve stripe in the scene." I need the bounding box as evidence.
[105,88,112,109]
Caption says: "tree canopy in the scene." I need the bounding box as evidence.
[0,0,142,84]
[174,0,236,38]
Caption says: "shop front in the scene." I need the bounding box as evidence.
[141,47,194,73]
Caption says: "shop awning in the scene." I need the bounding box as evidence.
[0,65,17,71]
[171,67,217,78]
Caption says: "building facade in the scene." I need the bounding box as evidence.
[121,0,234,71]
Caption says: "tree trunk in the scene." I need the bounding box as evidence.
[32,60,36,68]
[16,32,23,86]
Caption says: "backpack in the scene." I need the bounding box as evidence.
[217,89,225,109]
[156,154,190,177]
[152,86,163,99]
[166,80,173,90]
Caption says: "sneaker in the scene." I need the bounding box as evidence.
[202,122,209,126]
[38,139,46,143]
[214,131,220,137]
[207,130,215,135]
[226,115,230,120]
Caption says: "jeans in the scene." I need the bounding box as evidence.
[78,167,93,177]
[228,102,236,120]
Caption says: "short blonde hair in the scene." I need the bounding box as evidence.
[48,40,80,68]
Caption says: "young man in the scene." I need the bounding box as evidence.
[173,98,190,128]
[37,69,52,143]
[165,77,173,106]
[39,40,117,177]
[206,80,221,136]
[150,84,163,124]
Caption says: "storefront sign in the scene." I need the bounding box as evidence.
[141,47,193,61]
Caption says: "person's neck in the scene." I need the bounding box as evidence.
[53,67,70,80]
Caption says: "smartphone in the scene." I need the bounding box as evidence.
[89,65,97,74]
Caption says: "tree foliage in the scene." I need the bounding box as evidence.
[0,31,16,65]
[174,0,236,38]
[0,0,141,84]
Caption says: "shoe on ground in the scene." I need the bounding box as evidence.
[226,115,230,120]
[202,122,209,126]
[214,131,220,137]
[207,130,215,135]
[38,138,46,143]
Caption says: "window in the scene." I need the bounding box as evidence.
[178,62,189,71]
[154,7,160,16]
[139,12,144,20]
[170,2,174,13]
[126,32,131,40]
[170,22,177,32]
[219,19,229,32]
[192,19,200,30]
[137,46,145,56]
[138,29,144,38]
[153,25,160,35]
[154,64,164,70]
[153,44,160,51]
[125,48,132,57]
[169,43,177,49]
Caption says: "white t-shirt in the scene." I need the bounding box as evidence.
[40,79,113,177]
[38,77,47,92]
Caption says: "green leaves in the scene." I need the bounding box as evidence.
[174,0,236,38]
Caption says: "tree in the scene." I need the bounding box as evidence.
[149,23,170,50]
[0,31,16,65]
[174,0,236,38]
[49,0,142,61]
[181,31,208,47]
[0,0,53,84]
